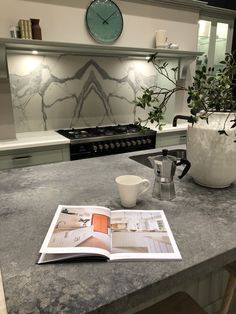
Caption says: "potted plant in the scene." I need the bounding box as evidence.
[135,53,236,188]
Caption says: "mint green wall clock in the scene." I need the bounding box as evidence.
[86,0,123,44]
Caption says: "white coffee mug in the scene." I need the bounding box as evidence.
[115,175,151,208]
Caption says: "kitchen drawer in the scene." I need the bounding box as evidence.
[0,144,70,170]
[156,131,187,148]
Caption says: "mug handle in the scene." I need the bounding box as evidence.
[139,179,151,195]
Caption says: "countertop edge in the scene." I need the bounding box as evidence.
[0,131,70,151]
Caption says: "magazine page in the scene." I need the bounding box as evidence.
[110,210,182,261]
[38,205,112,263]
[38,253,108,264]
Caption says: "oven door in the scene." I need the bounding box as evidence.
[70,143,93,160]
[69,135,156,160]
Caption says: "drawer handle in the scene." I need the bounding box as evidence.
[12,155,32,160]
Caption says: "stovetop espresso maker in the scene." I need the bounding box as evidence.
[148,149,191,200]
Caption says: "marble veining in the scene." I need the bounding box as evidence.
[8,54,172,132]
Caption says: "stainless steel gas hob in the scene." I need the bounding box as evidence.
[57,124,156,160]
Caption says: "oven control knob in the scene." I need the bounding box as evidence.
[110,142,115,149]
[120,141,126,148]
[131,140,137,146]
[115,142,120,148]
[104,143,109,150]
[142,138,147,145]
[98,144,103,151]
[126,141,131,147]
[92,144,98,152]
[137,139,142,145]
[147,138,152,144]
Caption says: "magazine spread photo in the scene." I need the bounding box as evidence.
[38,205,182,264]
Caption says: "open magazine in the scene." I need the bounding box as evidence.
[38,205,182,264]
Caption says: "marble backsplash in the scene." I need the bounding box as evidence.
[7,53,177,132]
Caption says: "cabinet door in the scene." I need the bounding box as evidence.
[73,227,92,245]
[92,214,109,234]
[0,144,70,170]
[72,229,82,246]
[156,131,187,147]
[197,17,233,72]
[51,231,72,247]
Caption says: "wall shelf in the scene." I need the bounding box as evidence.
[0,38,203,59]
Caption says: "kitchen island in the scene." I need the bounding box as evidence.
[0,146,235,314]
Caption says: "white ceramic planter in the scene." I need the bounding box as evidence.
[187,112,236,188]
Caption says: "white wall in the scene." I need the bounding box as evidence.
[0,0,199,50]
[0,0,200,135]
[8,54,162,132]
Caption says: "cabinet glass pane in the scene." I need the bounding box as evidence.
[197,20,211,69]
[214,22,228,71]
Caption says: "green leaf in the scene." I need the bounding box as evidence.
[207,76,214,83]
[218,130,228,136]
[190,108,199,115]
[195,70,202,76]
[187,96,192,103]
[230,119,236,128]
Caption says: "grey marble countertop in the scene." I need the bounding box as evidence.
[0,146,235,314]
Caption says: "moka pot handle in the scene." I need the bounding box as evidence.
[176,159,191,179]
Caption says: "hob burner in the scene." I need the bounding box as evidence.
[69,129,90,139]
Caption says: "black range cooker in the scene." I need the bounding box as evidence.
[57,124,156,160]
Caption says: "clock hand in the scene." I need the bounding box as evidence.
[102,11,116,24]
[95,12,109,24]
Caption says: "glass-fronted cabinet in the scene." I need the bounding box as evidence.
[197,16,233,72]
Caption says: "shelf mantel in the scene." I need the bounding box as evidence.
[0,38,203,60]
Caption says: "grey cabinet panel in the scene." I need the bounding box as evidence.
[0,144,70,170]
[156,131,187,147]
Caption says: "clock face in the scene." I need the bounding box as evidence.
[86,0,123,44]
